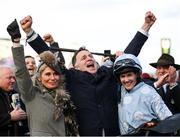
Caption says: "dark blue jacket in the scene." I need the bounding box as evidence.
[156,83,180,114]
[0,88,12,136]
[28,31,148,135]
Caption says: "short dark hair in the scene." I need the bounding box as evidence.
[71,47,89,66]
[25,55,35,60]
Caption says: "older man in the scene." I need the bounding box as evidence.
[0,66,27,136]
[150,54,180,114]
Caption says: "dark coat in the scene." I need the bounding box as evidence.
[157,83,180,114]
[27,31,148,136]
[0,88,15,136]
[66,67,119,135]
[0,88,30,136]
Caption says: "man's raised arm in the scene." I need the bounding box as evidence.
[124,11,156,56]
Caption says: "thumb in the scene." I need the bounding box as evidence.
[15,106,20,110]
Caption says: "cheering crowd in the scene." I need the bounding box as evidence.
[0,11,180,136]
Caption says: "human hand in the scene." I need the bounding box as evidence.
[115,51,123,58]
[168,66,177,85]
[155,73,169,88]
[7,19,21,42]
[141,11,157,32]
[144,122,157,128]
[20,15,32,34]
[10,107,27,121]
[43,33,55,45]
[145,11,156,26]
[101,56,110,63]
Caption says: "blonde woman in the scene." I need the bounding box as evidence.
[7,19,78,136]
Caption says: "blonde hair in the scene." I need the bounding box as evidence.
[36,63,48,80]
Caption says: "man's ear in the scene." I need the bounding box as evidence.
[74,63,79,69]
[74,66,80,70]
[74,66,81,71]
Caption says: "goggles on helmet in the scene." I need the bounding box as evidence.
[114,58,141,73]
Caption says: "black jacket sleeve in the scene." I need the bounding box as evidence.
[124,31,148,57]
[50,42,65,64]
[28,35,65,64]
[28,34,49,54]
